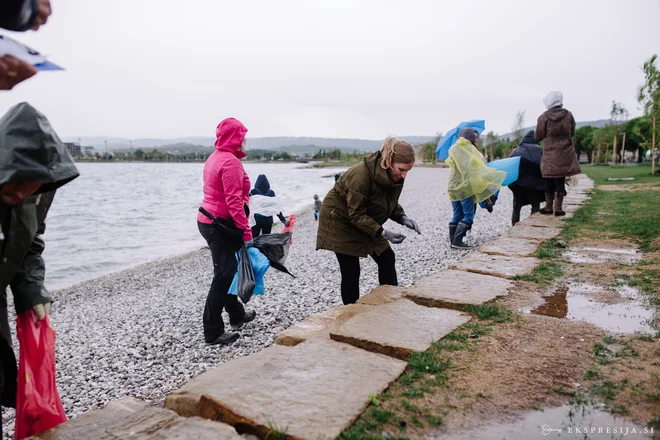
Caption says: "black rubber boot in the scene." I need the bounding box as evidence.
[554,193,566,216]
[206,332,239,345]
[449,223,458,243]
[231,309,257,329]
[451,222,475,249]
[540,192,554,215]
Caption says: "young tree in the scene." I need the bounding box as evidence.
[511,110,526,143]
[637,54,660,174]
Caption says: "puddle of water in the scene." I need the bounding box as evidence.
[564,247,641,264]
[525,283,656,335]
[440,404,654,439]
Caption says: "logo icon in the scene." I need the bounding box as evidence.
[542,425,562,436]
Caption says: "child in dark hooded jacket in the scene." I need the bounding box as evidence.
[249,174,288,237]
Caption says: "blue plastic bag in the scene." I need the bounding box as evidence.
[229,248,270,296]
[486,156,520,187]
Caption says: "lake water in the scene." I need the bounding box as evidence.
[42,162,346,290]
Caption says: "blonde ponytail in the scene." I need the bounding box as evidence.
[380,137,415,169]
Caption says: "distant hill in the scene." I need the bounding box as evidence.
[63,135,437,152]
[498,119,610,141]
[64,121,609,152]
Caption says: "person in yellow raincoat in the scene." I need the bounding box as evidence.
[446,128,506,249]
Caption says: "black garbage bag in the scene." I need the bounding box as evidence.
[237,245,256,303]
[253,232,296,277]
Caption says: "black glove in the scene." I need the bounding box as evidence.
[383,230,406,244]
[400,215,421,234]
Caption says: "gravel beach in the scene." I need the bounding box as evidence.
[2,167,528,437]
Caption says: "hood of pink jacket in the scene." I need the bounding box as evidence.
[215,118,247,159]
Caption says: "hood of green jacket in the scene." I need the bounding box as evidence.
[362,151,403,188]
[0,102,79,193]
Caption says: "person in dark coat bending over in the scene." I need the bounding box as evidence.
[316,137,421,305]
[509,130,546,225]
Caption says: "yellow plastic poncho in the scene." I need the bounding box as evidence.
[446,137,506,203]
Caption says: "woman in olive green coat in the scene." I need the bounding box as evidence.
[316,138,421,304]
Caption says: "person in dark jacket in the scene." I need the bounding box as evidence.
[316,137,421,305]
[313,194,321,220]
[509,131,546,225]
[535,91,581,216]
[0,0,52,90]
[0,102,79,435]
[249,174,289,237]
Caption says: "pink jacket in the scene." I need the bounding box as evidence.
[197,118,252,241]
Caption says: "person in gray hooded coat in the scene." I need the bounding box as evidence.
[0,102,79,434]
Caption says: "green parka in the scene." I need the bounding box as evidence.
[0,102,79,408]
[316,151,406,258]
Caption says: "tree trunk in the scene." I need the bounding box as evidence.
[586,150,593,164]
[637,147,644,163]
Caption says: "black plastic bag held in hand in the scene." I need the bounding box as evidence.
[237,245,256,304]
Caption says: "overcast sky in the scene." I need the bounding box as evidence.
[1,0,659,140]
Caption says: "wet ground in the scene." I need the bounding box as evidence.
[523,283,656,335]
[564,246,641,265]
[443,404,655,439]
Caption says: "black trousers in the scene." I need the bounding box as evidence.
[545,178,566,196]
[251,223,272,238]
[198,222,245,342]
[511,188,544,225]
[335,247,398,305]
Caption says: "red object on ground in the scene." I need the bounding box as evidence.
[14,310,67,440]
[282,213,296,242]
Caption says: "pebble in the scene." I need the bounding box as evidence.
[1,167,529,438]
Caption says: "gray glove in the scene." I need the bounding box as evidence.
[383,230,406,244]
[400,215,421,234]
[244,239,254,248]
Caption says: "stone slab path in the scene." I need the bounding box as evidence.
[330,299,471,360]
[33,398,242,440]
[404,270,513,309]
[164,340,406,440]
[450,252,540,279]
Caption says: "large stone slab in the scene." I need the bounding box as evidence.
[330,299,470,360]
[34,398,242,440]
[275,303,372,346]
[517,213,566,228]
[450,252,540,279]
[480,235,540,257]
[164,341,406,440]
[404,270,513,309]
[357,285,408,305]
[508,224,560,241]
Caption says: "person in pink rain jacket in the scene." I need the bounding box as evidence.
[197,118,257,345]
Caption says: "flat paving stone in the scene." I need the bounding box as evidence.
[164,340,406,440]
[508,224,560,241]
[330,299,470,360]
[357,285,408,305]
[450,252,540,279]
[517,213,566,228]
[34,397,242,440]
[480,235,540,257]
[275,303,372,346]
[404,269,513,310]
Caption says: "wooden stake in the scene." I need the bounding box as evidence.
[611,133,618,166]
[652,116,656,175]
[620,132,626,166]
